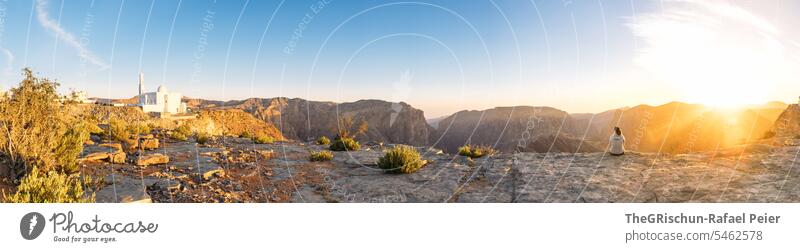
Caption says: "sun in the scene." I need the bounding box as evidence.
[630,1,796,108]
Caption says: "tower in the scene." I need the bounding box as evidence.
[138,73,144,97]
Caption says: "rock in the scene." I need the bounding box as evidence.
[136,153,169,166]
[140,138,159,150]
[90,134,103,143]
[256,150,274,159]
[99,143,123,152]
[202,168,225,181]
[235,98,433,146]
[123,138,138,152]
[108,151,127,164]
[80,152,109,162]
[96,175,158,203]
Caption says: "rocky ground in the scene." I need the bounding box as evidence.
[78,136,800,203]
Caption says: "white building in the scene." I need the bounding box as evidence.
[138,73,187,114]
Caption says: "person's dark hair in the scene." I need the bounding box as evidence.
[614,127,622,136]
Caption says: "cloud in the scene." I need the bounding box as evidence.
[627,0,799,105]
[0,47,13,72]
[35,0,108,70]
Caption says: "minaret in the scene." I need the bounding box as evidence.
[138,73,145,105]
[138,73,144,96]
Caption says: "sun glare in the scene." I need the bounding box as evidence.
[631,1,796,108]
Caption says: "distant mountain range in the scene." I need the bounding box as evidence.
[110,95,794,154]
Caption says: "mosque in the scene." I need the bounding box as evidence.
[137,73,187,115]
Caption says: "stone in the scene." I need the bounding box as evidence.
[99,143,123,152]
[136,153,169,166]
[140,138,159,150]
[95,175,158,203]
[80,152,109,162]
[202,168,226,181]
[108,151,127,164]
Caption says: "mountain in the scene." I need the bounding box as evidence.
[182,96,791,154]
[771,104,800,138]
[189,98,435,146]
[432,106,602,153]
[590,102,786,153]
[426,115,449,129]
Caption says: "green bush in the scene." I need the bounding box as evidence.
[0,68,90,176]
[171,124,192,141]
[316,136,331,145]
[85,122,104,135]
[377,145,426,174]
[329,137,360,151]
[253,134,275,144]
[239,131,252,139]
[309,150,334,162]
[53,122,91,174]
[195,132,212,145]
[4,167,94,203]
[108,118,130,142]
[458,145,496,158]
[127,122,151,135]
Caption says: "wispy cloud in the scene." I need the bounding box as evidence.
[35,0,108,70]
[627,0,799,105]
[1,47,13,74]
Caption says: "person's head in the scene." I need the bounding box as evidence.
[614,127,621,136]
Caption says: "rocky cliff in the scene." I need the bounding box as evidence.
[772,104,800,138]
[193,98,435,146]
[433,106,602,153]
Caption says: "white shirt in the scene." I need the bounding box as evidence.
[609,134,625,155]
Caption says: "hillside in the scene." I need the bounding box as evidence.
[772,104,800,138]
[432,106,602,153]
[182,97,792,155]
[189,97,435,146]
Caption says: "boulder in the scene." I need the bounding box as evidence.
[202,168,226,181]
[108,151,127,164]
[96,175,157,203]
[136,153,170,166]
[99,143,123,152]
[140,138,159,150]
[81,152,109,162]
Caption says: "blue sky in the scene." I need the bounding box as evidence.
[0,0,798,117]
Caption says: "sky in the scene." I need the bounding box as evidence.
[0,0,798,118]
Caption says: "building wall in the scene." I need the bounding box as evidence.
[140,91,185,114]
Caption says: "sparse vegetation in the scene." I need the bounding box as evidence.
[4,167,94,203]
[458,144,496,158]
[316,136,330,145]
[309,150,334,162]
[377,145,426,174]
[335,116,368,139]
[108,118,130,142]
[127,121,152,135]
[0,68,90,177]
[253,134,275,144]
[239,131,252,139]
[53,122,91,173]
[196,132,212,145]
[329,137,360,151]
[171,124,192,141]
